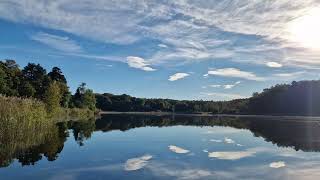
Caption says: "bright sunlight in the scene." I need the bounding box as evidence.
[287,7,320,50]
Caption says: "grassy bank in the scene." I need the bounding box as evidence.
[0,95,95,123]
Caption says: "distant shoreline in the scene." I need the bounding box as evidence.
[100,111,320,120]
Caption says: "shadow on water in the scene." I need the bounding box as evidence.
[1,114,320,167]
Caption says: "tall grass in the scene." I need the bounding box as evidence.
[0,95,48,123]
[0,95,95,123]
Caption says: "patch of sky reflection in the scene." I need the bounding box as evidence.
[1,115,320,179]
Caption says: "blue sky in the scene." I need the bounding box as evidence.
[0,0,320,100]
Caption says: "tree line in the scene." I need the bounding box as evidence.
[0,60,96,114]
[96,80,320,116]
[95,93,248,114]
[2,59,319,116]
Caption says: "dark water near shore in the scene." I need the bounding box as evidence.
[1,114,320,179]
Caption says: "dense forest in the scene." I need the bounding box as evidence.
[0,60,96,117]
[96,80,320,116]
[95,93,248,114]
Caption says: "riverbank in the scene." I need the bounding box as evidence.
[100,111,320,121]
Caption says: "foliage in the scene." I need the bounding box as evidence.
[71,83,96,111]
[0,95,47,123]
[95,80,320,116]
[0,59,96,116]
[44,81,63,115]
[247,80,320,115]
[22,63,50,99]
[95,93,247,114]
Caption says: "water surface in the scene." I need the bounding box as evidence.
[1,114,320,179]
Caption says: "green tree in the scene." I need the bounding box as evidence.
[22,63,50,99]
[72,83,96,111]
[44,81,62,114]
[0,67,8,94]
[0,60,21,96]
[48,67,67,84]
[19,81,36,97]
[82,89,96,111]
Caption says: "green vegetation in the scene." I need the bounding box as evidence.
[247,80,320,115]
[2,59,320,117]
[95,93,243,113]
[0,60,96,120]
[0,116,96,167]
[0,95,47,123]
[96,80,320,116]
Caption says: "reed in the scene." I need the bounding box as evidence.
[0,95,95,123]
[0,95,48,123]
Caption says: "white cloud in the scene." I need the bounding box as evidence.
[266,62,283,68]
[273,71,305,78]
[147,163,213,179]
[208,151,255,160]
[200,92,247,100]
[124,154,152,171]
[158,44,168,48]
[126,56,156,71]
[224,137,235,144]
[1,0,320,69]
[31,32,82,53]
[223,84,236,89]
[210,85,222,88]
[269,161,286,168]
[206,68,265,81]
[210,139,222,143]
[208,81,241,89]
[168,73,190,81]
[168,145,190,154]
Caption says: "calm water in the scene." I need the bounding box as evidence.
[1,115,320,179]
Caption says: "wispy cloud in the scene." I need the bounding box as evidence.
[266,62,283,68]
[168,73,190,81]
[147,163,213,180]
[205,68,265,81]
[168,145,190,154]
[224,81,241,89]
[208,151,255,160]
[31,32,82,53]
[269,161,286,168]
[205,81,241,89]
[1,0,320,73]
[124,154,153,171]
[2,1,319,69]
[200,92,247,100]
[209,85,222,88]
[158,44,168,48]
[273,71,305,78]
[126,56,156,71]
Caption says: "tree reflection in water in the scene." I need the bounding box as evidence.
[1,114,320,167]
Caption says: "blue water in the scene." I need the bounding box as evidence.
[1,115,320,179]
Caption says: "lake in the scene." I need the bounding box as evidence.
[1,114,320,179]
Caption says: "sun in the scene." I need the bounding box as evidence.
[287,8,320,50]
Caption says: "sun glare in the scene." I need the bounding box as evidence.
[287,8,320,50]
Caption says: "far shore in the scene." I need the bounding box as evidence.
[99,111,320,121]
